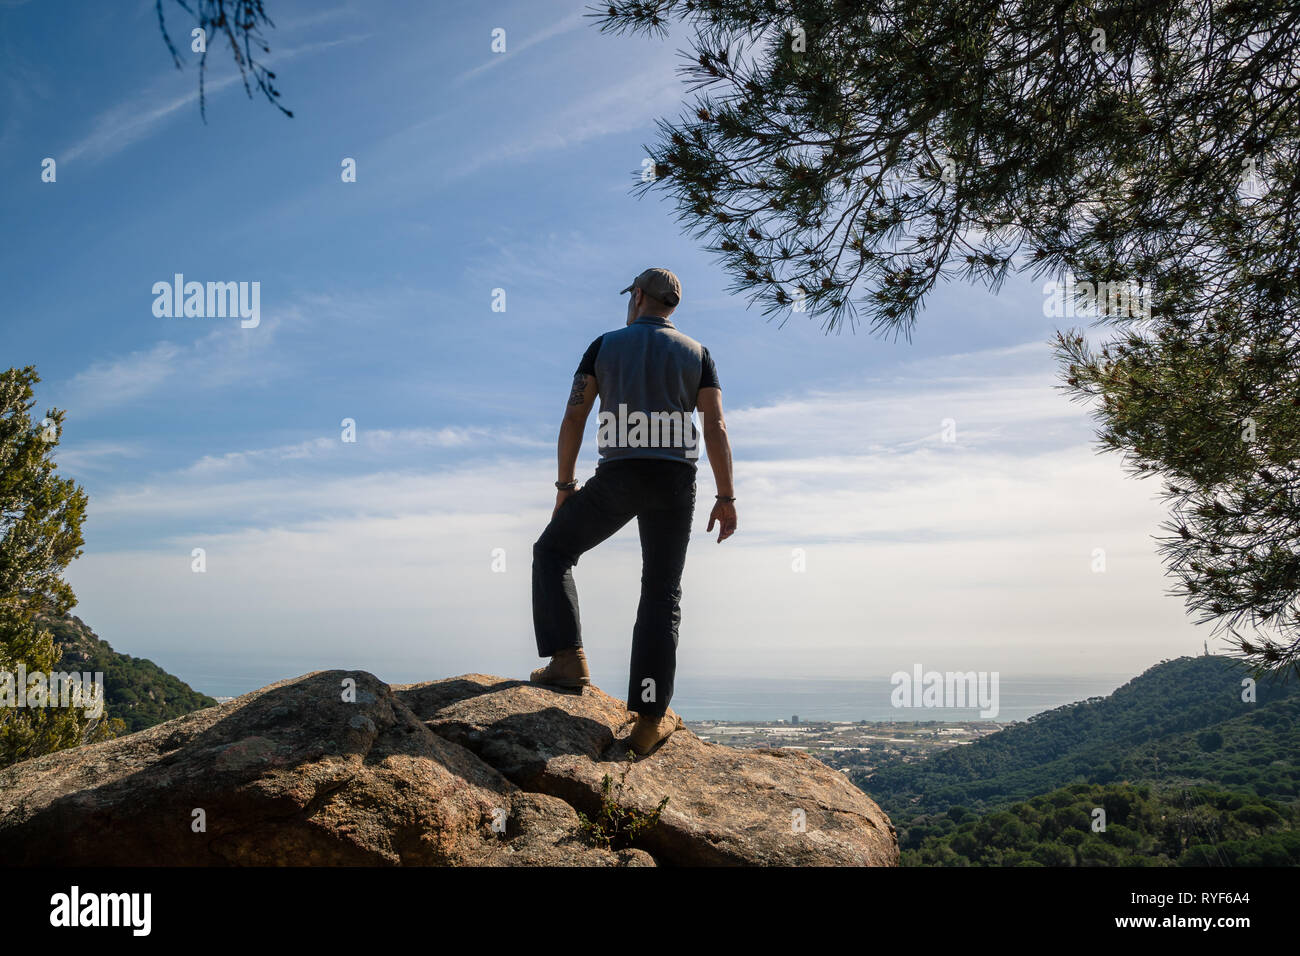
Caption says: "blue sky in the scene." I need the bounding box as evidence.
[1,0,1213,700]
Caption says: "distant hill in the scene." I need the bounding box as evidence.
[903,781,1300,866]
[858,655,1300,865]
[37,614,216,733]
[861,655,1299,816]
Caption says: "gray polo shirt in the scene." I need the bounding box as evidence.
[576,315,720,468]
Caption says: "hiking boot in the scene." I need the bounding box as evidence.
[529,647,591,690]
[627,711,683,756]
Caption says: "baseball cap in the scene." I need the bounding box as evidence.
[620,267,681,307]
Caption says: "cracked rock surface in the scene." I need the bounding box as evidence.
[0,670,897,867]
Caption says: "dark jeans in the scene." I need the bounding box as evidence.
[532,457,696,717]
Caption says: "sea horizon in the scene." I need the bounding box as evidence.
[160,655,1135,724]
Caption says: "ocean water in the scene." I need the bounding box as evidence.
[668,675,1132,723]
[165,653,1130,724]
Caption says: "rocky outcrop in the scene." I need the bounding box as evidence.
[0,670,898,866]
[396,674,898,865]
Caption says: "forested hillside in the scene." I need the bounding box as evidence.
[860,655,1300,866]
[37,614,216,733]
[862,656,1299,814]
[903,782,1300,866]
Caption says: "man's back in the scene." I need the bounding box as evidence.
[577,315,720,466]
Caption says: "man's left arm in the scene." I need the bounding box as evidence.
[554,371,598,516]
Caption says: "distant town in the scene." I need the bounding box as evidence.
[684,717,1007,773]
[218,697,1007,773]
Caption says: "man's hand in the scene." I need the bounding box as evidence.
[553,486,577,518]
[707,499,737,542]
[697,389,736,543]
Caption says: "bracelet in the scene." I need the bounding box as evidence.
[715,495,736,502]
[555,479,578,491]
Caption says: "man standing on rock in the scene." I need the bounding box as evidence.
[529,268,737,756]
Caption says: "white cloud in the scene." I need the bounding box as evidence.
[441,69,688,180]
[176,428,549,478]
[61,340,184,407]
[454,9,589,84]
[55,307,296,416]
[67,346,1204,692]
[53,440,141,475]
[60,36,367,166]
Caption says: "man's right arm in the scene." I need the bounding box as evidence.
[697,386,737,542]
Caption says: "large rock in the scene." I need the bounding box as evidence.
[0,670,898,866]
[395,675,898,866]
[0,671,646,866]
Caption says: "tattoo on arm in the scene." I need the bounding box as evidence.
[568,373,588,406]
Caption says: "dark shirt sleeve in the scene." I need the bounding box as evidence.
[577,336,603,376]
[699,346,720,390]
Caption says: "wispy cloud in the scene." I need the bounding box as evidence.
[462,229,621,294]
[453,9,589,84]
[61,340,185,406]
[442,68,687,180]
[60,36,367,165]
[179,427,549,477]
[57,309,295,415]
[53,440,141,474]
[82,343,1120,544]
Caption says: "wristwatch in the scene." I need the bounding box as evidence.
[555,479,578,490]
